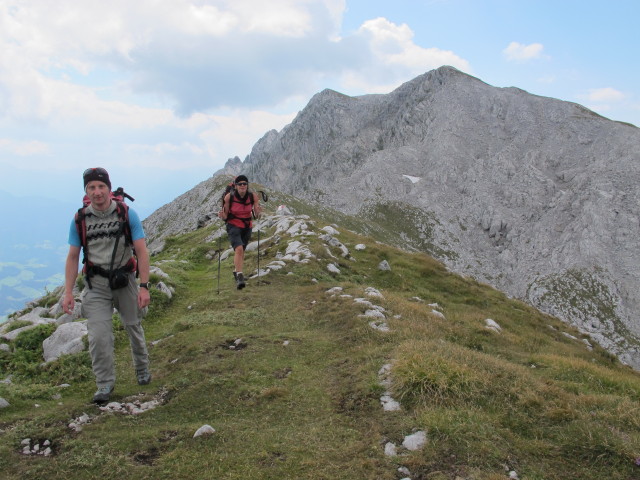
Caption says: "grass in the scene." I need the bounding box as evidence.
[1,206,640,479]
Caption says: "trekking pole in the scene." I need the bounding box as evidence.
[216,235,222,295]
[256,226,261,286]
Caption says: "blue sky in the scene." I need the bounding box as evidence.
[1,0,638,219]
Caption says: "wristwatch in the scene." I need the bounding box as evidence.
[139,282,150,289]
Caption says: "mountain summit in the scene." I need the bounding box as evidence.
[221,66,640,367]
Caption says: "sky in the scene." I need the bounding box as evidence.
[1,0,639,218]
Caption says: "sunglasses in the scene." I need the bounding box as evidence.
[235,182,248,186]
[83,167,109,177]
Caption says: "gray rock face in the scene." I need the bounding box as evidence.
[231,66,640,367]
[42,321,88,363]
[143,176,230,254]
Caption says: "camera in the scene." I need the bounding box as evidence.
[108,268,130,290]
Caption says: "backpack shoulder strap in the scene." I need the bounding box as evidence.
[114,201,132,245]
[75,206,88,250]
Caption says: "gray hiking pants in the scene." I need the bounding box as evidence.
[81,273,149,389]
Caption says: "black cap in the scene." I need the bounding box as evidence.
[83,167,111,190]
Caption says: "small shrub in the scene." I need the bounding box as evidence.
[36,289,60,308]
[147,288,172,319]
[2,320,32,333]
[41,351,93,384]
[14,324,56,352]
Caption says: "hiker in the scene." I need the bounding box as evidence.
[219,175,262,289]
[62,167,152,404]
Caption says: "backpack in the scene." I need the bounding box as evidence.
[75,187,137,288]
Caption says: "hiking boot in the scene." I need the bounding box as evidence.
[233,272,238,281]
[92,385,114,404]
[236,272,245,290]
[136,368,152,385]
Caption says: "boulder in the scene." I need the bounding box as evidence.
[43,321,88,362]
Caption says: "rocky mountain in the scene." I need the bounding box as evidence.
[206,66,640,368]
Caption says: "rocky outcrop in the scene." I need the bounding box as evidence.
[42,321,88,363]
[232,66,640,367]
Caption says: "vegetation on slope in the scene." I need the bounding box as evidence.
[1,201,640,480]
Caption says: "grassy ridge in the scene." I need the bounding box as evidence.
[1,206,640,479]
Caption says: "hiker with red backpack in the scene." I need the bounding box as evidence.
[62,167,152,404]
[219,175,262,290]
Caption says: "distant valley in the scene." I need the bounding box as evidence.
[0,193,76,319]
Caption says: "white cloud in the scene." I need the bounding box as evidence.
[0,0,475,201]
[200,110,297,159]
[586,87,625,102]
[537,74,556,84]
[343,17,471,93]
[503,42,546,62]
[0,139,50,156]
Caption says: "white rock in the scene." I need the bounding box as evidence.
[43,321,88,362]
[0,398,10,408]
[402,431,427,451]
[378,364,392,377]
[360,309,386,319]
[431,309,446,319]
[369,321,391,332]
[485,318,502,333]
[149,266,170,278]
[355,244,366,250]
[321,226,340,235]
[276,204,292,216]
[384,442,398,457]
[193,424,216,438]
[353,298,374,307]
[326,287,343,294]
[327,263,341,274]
[378,260,391,271]
[380,395,401,411]
[155,281,174,299]
[364,287,384,298]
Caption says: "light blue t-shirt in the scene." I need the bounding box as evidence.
[68,205,145,247]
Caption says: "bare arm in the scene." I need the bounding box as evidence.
[133,238,151,309]
[253,192,262,218]
[218,193,230,220]
[62,246,81,315]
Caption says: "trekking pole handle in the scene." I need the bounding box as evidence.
[114,187,135,202]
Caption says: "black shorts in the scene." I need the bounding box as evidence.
[226,223,252,249]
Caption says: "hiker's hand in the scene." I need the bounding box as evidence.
[138,286,151,309]
[62,292,75,315]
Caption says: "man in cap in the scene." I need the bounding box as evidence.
[62,167,152,404]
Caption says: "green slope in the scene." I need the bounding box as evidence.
[1,200,640,480]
